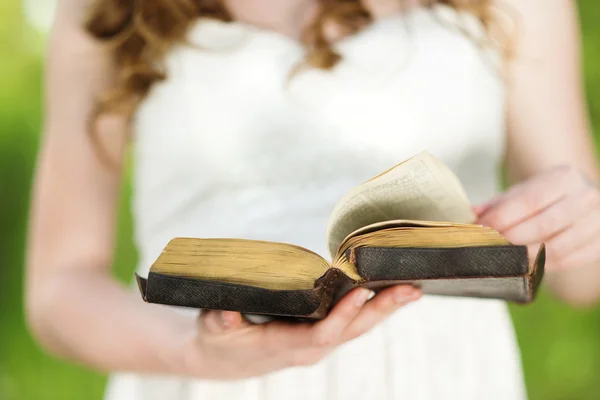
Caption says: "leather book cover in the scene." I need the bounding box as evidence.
[136,244,545,319]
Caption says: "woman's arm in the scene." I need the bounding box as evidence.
[26,0,420,378]
[478,0,600,306]
[25,0,196,374]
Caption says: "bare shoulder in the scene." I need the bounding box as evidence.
[44,0,126,157]
[46,0,118,103]
[490,0,576,36]
[50,0,110,51]
[55,0,97,23]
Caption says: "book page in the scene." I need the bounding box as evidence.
[325,151,477,258]
[152,238,331,290]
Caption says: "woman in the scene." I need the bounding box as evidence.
[26,0,600,399]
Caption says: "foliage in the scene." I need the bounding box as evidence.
[1,1,600,399]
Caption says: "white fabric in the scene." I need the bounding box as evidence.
[106,5,527,400]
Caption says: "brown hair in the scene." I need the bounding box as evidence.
[85,0,502,127]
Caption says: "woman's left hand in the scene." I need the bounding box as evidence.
[475,166,600,274]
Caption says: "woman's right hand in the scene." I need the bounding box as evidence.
[179,285,421,380]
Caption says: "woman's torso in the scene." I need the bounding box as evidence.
[106,5,527,400]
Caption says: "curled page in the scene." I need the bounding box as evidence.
[325,151,476,258]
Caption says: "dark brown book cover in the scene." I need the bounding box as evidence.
[135,151,546,319]
[136,244,545,319]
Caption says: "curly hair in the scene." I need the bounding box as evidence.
[85,0,503,128]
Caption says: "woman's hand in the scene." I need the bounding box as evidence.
[180,285,421,380]
[476,166,600,277]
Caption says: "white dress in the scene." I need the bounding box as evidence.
[105,5,527,400]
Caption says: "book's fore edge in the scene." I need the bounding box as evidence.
[135,273,148,302]
[151,237,333,281]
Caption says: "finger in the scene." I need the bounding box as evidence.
[500,188,599,244]
[341,285,421,342]
[199,310,221,334]
[257,289,368,352]
[551,235,600,272]
[478,167,586,231]
[287,348,329,368]
[527,243,543,263]
[200,310,247,334]
[544,211,600,271]
[307,288,372,348]
[549,207,600,256]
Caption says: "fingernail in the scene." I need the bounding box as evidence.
[355,289,371,307]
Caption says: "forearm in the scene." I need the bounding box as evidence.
[27,268,195,375]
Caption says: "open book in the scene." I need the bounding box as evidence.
[136,151,545,319]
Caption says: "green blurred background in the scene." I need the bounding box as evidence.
[2,1,600,399]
